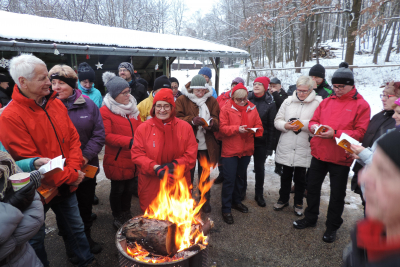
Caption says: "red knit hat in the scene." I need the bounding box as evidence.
[153,88,175,107]
[254,76,270,89]
[231,83,248,97]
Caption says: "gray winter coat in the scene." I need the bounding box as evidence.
[0,192,44,267]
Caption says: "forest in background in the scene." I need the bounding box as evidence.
[1,0,399,68]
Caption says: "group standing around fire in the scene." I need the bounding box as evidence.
[0,54,400,266]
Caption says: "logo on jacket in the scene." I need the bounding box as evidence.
[80,116,89,119]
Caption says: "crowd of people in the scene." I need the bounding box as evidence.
[0,54,400,267]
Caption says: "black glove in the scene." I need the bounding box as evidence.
[3,181,36,211]
[160,160,178,170]
[154,166,175,180]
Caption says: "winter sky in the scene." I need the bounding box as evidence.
[185,0,215,14]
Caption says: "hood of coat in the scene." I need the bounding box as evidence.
[292,89,317,103]
[248,90,274,104]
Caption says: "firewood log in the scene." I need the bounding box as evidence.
[122,216,177,256]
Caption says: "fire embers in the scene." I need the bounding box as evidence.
[120,156,214,263]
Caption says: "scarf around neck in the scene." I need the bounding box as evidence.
[230,98,249,126]
[152,116,180,165]
[103,93,139,120]
[184,90,212,133]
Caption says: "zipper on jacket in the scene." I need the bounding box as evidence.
[42,107,65,158]
[127,117,134,137]
[114,147,122,161]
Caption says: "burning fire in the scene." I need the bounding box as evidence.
[126,156,213,263]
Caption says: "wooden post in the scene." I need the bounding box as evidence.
[209,57,220,96]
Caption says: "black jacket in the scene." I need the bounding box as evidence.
[129,80,147,104]
[248,91,277,150]
[343,226,400,267]
[0,88,10,107]
[271,88,288,112]
[351,110,396,192]
[287,80,332,99]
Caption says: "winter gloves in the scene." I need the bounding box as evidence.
[154,160,178,184]
[192,116,205,126]
[3,171,41,212]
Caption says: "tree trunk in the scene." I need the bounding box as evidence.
[345,0,363,66]
[296,21,307,73]
[385,21,397,62]
[122,217,178,256]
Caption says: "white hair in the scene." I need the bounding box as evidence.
[9,54,46,87]
[296,76,314,90]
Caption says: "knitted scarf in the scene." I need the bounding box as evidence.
[183,90,212,133]
[0,151,21,201]
[152,116,180,165]
[103,93,139,120]
[230,98,249,126]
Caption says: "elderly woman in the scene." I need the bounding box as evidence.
[273,76,322,216]
[343,129,400,266]
[247,76,277,207]
[0,151,44,267]
[49,64,105,256]
[175,74,220,213]
[131,89,198,212]
[219,83,263,224]
[100,72,141,229]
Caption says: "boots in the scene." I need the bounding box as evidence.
[61,235,79,265]
[85,229,102,254]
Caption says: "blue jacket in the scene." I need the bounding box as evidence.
[78,81,103,108]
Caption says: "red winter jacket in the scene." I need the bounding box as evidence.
[216,90,231,108]
[0,85,83,192]
[308,88,370,166]
[219,101,264,158]
[131,117,198,212]
[100,105,141,181]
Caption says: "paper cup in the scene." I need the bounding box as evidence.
[9,173,30,191]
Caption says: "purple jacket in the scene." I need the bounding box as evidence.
[62,89,105,169]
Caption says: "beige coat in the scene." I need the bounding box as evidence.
[274,90,322,168]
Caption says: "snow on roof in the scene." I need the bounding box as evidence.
[171,60,203,65]
[0,11,248,55]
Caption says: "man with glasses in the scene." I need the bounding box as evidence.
[293,62,371,243]
[350,81,399,208]
[118,62,147,104]
[169,77,182,101]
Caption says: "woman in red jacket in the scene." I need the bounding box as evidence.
[100,72,141,229]
[131,89,198,213]
[219,84,263,224]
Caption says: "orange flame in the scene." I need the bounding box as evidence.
[130,155,213,262]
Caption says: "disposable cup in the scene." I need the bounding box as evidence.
[9,173,30,191]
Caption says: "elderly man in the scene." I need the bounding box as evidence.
[118,62,147,103]
[0,54,96,267]
[293,62,371,243]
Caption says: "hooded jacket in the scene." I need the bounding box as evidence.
[308,88,371,166]
[175,93,220,165]
[137,92,154,122]
[0,85,83,192]
[274,90,323,168]
[219,101,264,158]
[100,104,141,181]
[0,193,44,267]
[63,89,105,173]
[248,91,277,150]
[131,117,198,212]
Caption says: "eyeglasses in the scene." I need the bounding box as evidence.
[171,86,179,90]
[380,94,396,100]
[333,85,346,90]
[120,89,131,96]
[234,98,247,103]
[119,69,129,73]
[296,89,310,95]
[253,82,263,86]
[155,104,171,111]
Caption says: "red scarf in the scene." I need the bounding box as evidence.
[357,219,400,262]
[230,98,249,126]
[152,116,180,165]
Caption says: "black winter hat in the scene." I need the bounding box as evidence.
[377,128,400,171]
[309,64,325,79]
[0,74,9,83]
[169,77,179,87]
[153,75,171,91]
[78,62,95,82]
[331,62,354,86]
